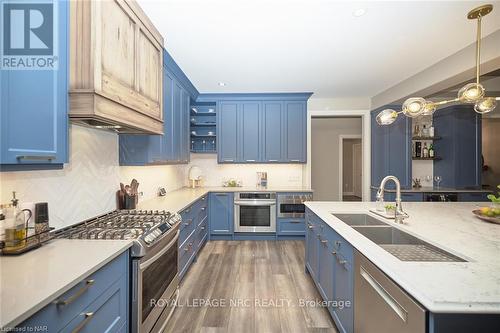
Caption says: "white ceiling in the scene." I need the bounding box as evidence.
[138,0,500,98]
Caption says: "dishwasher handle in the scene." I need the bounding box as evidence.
[360,266,408,323]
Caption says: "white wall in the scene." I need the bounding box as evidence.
[0,125,186,229]
[310,117,362,201]
[308,97,371,111]
[185,154,304,188]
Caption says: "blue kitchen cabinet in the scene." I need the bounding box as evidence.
[370,105,411,191]
[209,192,234,235]
[262,101,283,162]
[240,102,261,162]
[213,94,310,164]
[305,208,354,333]
[331,235,354,333]
[218,102,239,163]
[433,105,481,188]
[284,101,307,163]
[119,50,195,165]
[388,114,412,189]
[305,210,319,280]
[371,110,389,188]
[18,251,129,332]
[318,226,335,302]
[178,194,208,280]
[1,0,69,171]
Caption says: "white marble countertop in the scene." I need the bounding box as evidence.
[305,201,500,313]
[370,185,492,193]
[0,239,133,329]
[138,186,313,213]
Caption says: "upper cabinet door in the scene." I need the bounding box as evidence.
[370,111,389,187]
[180,88,191,163]
[388,114,411,189]
[218,102,239,163]
[1,0,68,167]
[284,101,307,162]
[433,105,481,188]
[262,102,283,162]
[240,102,261,162]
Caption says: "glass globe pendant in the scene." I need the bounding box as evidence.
[474,97,497,114]
[402,97,426,118]
[458,82,485,103]
[376,109,398,125]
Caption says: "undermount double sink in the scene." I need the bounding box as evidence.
[332,214,465,262]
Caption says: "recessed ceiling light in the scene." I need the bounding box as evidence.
[218,82,226,87]
[353,8,366,17]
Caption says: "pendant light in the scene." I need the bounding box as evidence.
[377,4,499,125]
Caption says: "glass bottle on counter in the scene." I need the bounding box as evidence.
[2,193,27,251]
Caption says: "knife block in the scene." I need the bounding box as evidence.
[117,191,137,210]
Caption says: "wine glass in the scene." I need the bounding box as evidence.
[434,175,442,188]
[425,175,432,185]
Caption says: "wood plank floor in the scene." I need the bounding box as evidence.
[164,240,338,333]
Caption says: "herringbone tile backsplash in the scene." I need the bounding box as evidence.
[0,125,185,229]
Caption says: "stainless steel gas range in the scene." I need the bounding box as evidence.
[55,210,181,333]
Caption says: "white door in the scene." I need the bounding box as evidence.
[353,143,362,198]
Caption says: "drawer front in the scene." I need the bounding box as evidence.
[179,229,196,279]
[179,203,196,246]
[197,203,208,224]
[19,251,128,332]
[196,217,208,250]
[278,219,306,235]
[60,273,128,333]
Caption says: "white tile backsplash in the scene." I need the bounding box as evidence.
[186,154,305,188]
[0,125,186,230]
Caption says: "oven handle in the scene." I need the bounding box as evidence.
[234,200,276,206]
[140,231,179,271]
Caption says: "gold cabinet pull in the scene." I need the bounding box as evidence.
[55,279,95,306]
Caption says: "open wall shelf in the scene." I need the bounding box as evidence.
[190,102,217,153]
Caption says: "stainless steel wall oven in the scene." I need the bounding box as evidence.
[234,192,276,233]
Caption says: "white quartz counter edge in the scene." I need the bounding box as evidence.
[0,239,133,329]
[304,202,500,314]
[138,186,313,214]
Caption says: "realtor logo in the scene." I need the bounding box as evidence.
[1,1,58,69]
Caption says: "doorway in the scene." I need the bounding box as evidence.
[310,117,363,201]
[340,136,362,201]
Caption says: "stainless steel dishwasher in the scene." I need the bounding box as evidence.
[354,250,426,333]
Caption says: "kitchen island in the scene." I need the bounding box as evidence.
[305,201,500,332]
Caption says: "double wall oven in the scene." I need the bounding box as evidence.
[234,192,276,233]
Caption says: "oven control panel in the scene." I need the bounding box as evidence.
[143,214,181,245]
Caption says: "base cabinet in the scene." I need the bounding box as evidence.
[18,251,129,332]
[178,194,208,280]
[305,209,354,333]
[209,193,234,235]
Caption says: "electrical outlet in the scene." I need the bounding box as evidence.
[288,175,300,182]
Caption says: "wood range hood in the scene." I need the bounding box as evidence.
[68,0,164,134]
